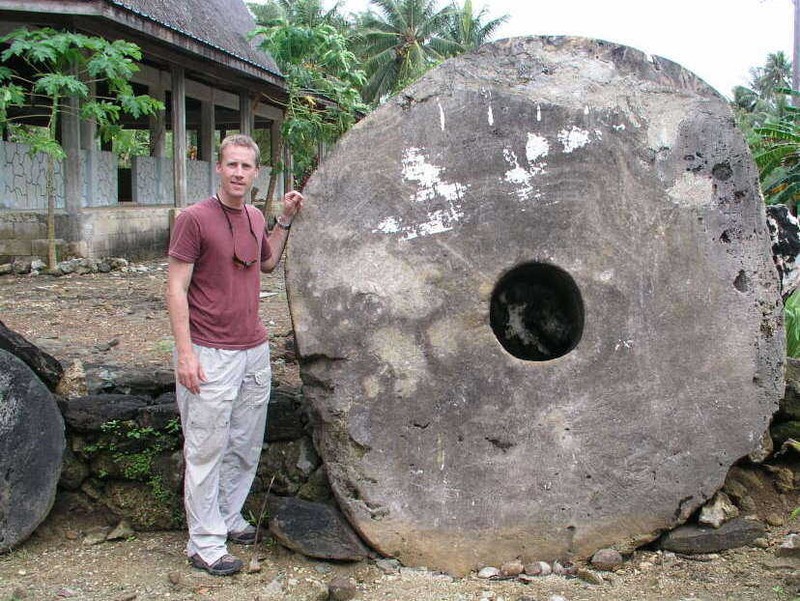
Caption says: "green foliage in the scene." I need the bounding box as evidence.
[752,97,800,210]
[84,418,182,481]
[250,18,367,181]
[442,0,508,55]
[354,0,459,104]
[0,27,164,155]
[786,288,800,358]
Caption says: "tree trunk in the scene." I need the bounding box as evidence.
[46,154,57,270]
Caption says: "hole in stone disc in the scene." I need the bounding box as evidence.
[490,262,584,361]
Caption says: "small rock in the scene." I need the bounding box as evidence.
[0,263,12,276]
[748,429,773,463]
[590,548,623,571]
[766,465,795,492]
[524,560,552,576]
[576,567,604,585]
[107,519,135,541]
[64,529,79,540]
[375,558,401,574]
[30,259,46,272]
[262,579,284,598]
[552,561,576,576]
[328,577,357,601]
[11,587,27,599]
[114,593,137,601]
[752,537,770,549]
[477,566,502,579]
[305,578,329,601]
[55,361,88,399]
[778,533,800,557]
[698,491,739,528]
[549,596,568,601]
[167,571,183,585]
[766,513,786,527]
[500,559,524,578]
[82,526,111,546]
[56,589,79,598]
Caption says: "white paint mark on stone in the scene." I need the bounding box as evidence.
[487,106,494,126]
[502,135,548,202]
[613,123,626,132]
[374,215,401,234]
[598,270,614,282]
[372,147,468,240]
[584,106,590,115]
[502,148,534,201]
[536,104,542,122]
[438,100,446,131]
[525,133,549,163]
[558,126,591,153]
[667,172,714,208]
[614,338,633,351]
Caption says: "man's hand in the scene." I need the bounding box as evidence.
[280,190,304,222]
[176,349,206,394]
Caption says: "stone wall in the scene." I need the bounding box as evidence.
[57,366,326,531]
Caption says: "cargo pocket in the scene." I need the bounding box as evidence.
[245,366,272,408]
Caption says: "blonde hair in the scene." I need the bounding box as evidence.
[218,134,260,167]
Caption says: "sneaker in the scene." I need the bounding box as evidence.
[189,553,243,576]
[228,525,261,545]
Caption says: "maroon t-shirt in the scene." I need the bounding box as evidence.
[168,197,272,350]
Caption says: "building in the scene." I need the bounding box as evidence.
[0,0,288,261]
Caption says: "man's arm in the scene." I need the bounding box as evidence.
[166,257,205,393]
[261,190,305,273]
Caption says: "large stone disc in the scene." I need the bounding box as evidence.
[285,36,784,575]
[0,348,65,551]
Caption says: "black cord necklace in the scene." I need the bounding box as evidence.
[215,194,258,268]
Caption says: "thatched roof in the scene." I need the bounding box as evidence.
[105,0,280,76]
[0,0,283,86]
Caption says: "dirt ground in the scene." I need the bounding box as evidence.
[2,259,800,601]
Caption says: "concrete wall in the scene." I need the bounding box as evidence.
[1,140,283,262]
[77,206,174,259]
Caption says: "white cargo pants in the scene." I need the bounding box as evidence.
[175,341,271,564]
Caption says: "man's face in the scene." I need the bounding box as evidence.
[216,144,259,203]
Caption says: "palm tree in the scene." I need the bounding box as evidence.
[356,0,459,104]
[733,52,794,138]
[249,0,348,30]
[444,0,508,55]
[754,112,800,210]
[754,51,792,100]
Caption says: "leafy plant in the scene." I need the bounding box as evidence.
[250,18,367,184]
[786,288,800,358]
[0,28,163,268]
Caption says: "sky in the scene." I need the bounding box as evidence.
[333,0,795,98]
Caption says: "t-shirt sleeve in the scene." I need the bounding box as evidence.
[168,210,201,263]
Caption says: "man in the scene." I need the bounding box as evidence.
[166,133,304,576]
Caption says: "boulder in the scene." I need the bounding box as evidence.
[658,518,766,554]
[0,349,66,551]
[57,394,151,432]
[285,36,785,575]
[268,495,372,561]
[0,319,63,391]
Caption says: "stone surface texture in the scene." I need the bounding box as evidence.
[0,348,66,551]
[285,36,785,575]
